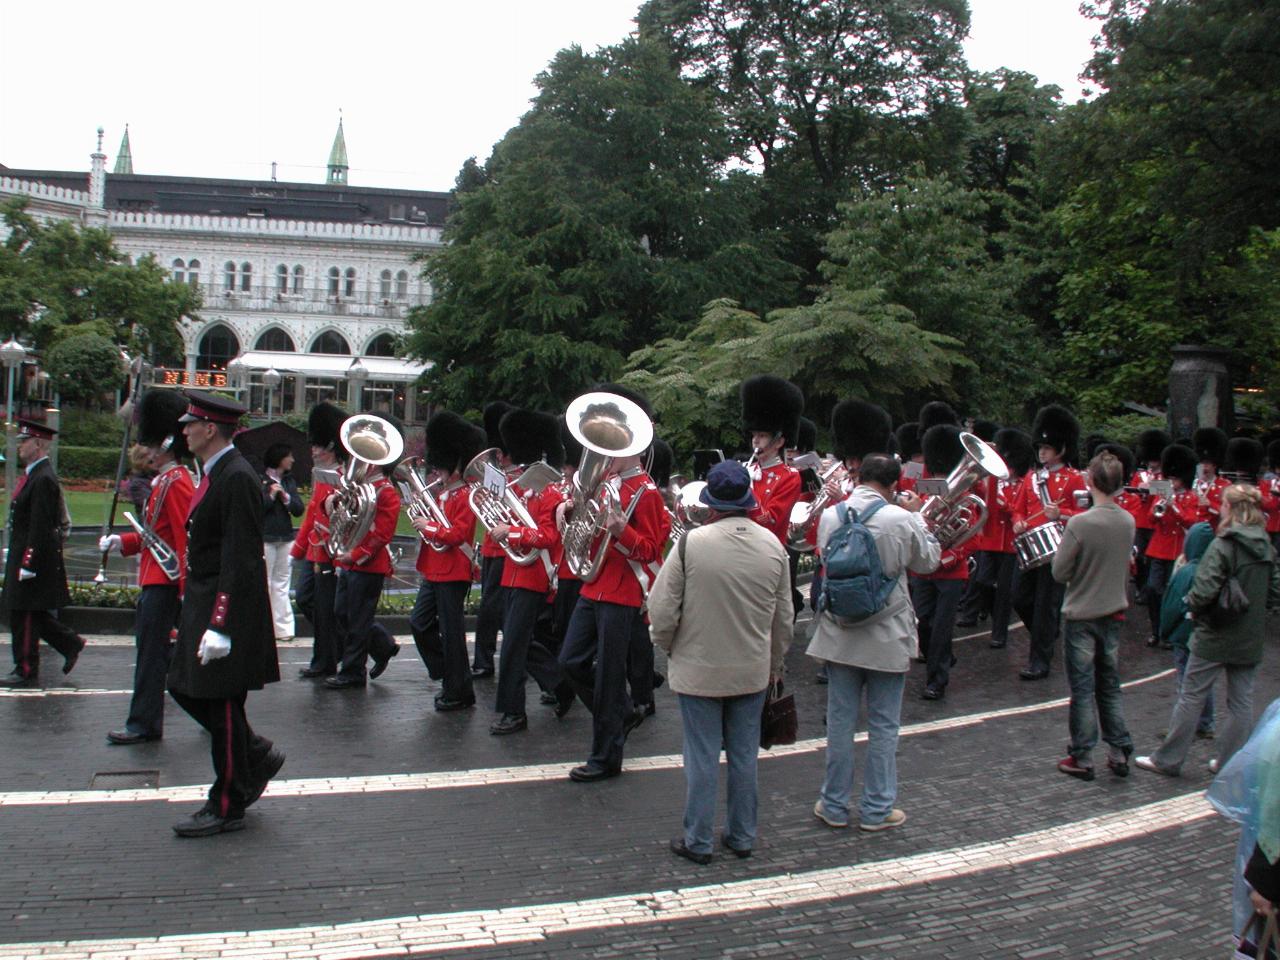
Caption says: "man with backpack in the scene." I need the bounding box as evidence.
[809,454,940,831]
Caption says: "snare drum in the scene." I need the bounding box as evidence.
[1014,521,1064,571]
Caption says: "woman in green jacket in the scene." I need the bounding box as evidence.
[1138,485,1280,776]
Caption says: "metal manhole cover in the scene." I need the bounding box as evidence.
[91,770,160,790]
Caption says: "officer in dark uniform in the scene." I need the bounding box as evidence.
[167,391,284,837]
[1,418,85,687]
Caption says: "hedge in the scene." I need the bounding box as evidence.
[58,446,122,479]
[56,410,126,447]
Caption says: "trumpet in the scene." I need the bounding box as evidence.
[462,448,559,566]
[787,462,848,553]
[394,457,450,552]
[123,511,181,581]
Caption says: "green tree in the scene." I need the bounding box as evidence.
[42,331,126,407]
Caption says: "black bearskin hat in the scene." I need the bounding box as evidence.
[307,401,348,454]
[425,411,486,475]
[1136,429,1171,465]
[559,417,584,468]
[500,409,565,469]
[1031,404,1080,465]
[136,389,190,459]
[1161,444,1198,487]
[1268,440,1280,473]
[1193,427,1228,466]
[483,401,514,454]
[649,438,674,488]
[1224,437,1265,482]
[1095,442,1135,481]
[591,381,655,420]
[740,375,804,448]
[895,422,921,461]
[995,428,1035,479]
[831,400,894,462]
[919,401,959,432]
[796,417,817,454]
[1083,433,1111,461]
[971,418,999,443]
[923,424,965,478]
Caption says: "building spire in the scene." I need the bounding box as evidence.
[113,124,133,175]
[327,113,348,185]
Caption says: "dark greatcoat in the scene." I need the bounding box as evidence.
[1,458,71,615]
[168,446,279,699]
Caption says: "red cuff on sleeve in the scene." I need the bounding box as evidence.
[21,547,33,566]
[210,592,230,629]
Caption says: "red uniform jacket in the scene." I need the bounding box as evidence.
[501,481,564,595]
[1127,469,1160,531]
[329,477,400,575]
[581,471,669,608]
[1261,477,1280,534]
[1199,476,1230,530]
[479,465,522,559]
[291,480,336,563]
[414,481,476,583]
[968,474,1016,554]
[1011,465,1086,532]
[915,470,976,580]
[749,458,801,546]
[119,462,193,592]
[1144,489,1200,561]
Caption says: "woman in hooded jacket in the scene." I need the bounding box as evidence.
[1137,485,1280,776]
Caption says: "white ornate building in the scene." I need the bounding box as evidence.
[0,125,444,422]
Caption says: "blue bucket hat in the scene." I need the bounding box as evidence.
[699,460,757,511]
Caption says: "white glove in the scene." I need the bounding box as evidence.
[99,534,122,553]
[198,629,232,665]
[18,568,36,581]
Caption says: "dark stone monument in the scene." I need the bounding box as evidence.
[1168,345,1232,440]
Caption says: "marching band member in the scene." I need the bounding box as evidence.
[1224,437,1265,488]
[99,389,193,743]
[559,403,670,781]
[472,400,515,678]
[1142,444,1200,647]
[487,410,575,734]
[739,375,804,547]
[1130,429,1170,602]
[634,437,675,716]
[0,418,85,689]
[894,423,924,496]
[410,411,485,712]
[550,418,585,663]
[324,417,403,690]
[788,417,820,617]
[1011,405,1086,681]
[1192,427,1230,530]
[291,403,349,679]
[1263,440,1280,553]
[985,428,1033,649]
[956,418,999,628]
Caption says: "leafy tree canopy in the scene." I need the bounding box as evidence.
[42,331,126,407]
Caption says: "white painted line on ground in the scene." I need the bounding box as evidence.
[0,791,1214,959]
[0,669,1174,807]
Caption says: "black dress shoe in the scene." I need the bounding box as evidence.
[539,690,558,706]
[955,618,978,628]
[434,695,476,712]
[623,708,646,737]
[721,836,752,859]
[569,764,620,783]
[369,643,399,680]
[471,666,495,679]
[0,670,36,688]
[107,729,160,745]
[490,713,528,735]
[1019,668,1049,681]
[642,701,656,718]
[245,748,286,806]
[989,640,1007,649]
[172,805,245,838]
[652,672,665,690]
[670,838,712,865]
[553,684,576,719]
[921,685,945,701]
[323,675,366,689]
[298,666,334,679]
[63,638,86,675]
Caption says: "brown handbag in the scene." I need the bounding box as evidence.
[760,680,798,749]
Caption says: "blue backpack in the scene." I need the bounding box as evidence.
[818,500,897,622]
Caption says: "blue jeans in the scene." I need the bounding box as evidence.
[677,690,767,855]
[1063,617,1133,763]
[819,663,905,825]
[1172,645,1215,733]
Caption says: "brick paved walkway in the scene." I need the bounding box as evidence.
[0,611,1271,958]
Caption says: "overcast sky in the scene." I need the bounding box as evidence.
[0,0,1099,192]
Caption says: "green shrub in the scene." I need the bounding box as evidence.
[53,408,126,447]
[58,445,121,479]
[68,581,139,608]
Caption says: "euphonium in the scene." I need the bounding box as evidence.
[919,432,1009,549]
[327,414,405,557]
[561,391,654,582]
[667,480,712,543]
[394,457,450,552]
[787,461,848,553]
[461,448,559,566]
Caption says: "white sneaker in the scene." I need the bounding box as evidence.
[1134,755,1179,776]
[859,808,906,832]
[1208,758,1220,774]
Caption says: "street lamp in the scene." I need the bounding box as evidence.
[346,358,369,413]
[226,355,246,395]
[1,337,28,556]
[263,367,281,420]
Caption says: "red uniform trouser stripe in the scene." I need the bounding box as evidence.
[219,700,234,817]
[22,613,33,677]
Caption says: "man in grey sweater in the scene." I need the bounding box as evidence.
[1051,450,1137,780]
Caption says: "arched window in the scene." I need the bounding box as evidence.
[309,330,351,355]
[395,270,409,300]
[196,323,241,371]
[224,261,236,291]
[276,264,289,294]
[365,332,397,357]
[379,270,392,299]
[254,327,297,352]
[291,264,304,295]
[172,258,186,284]
[343,267,357,298]
[240,262,252,293]
[187,259,201,288]
[327,267,340,297]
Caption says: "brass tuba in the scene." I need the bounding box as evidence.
[919,432,1009,550]
[327,414,404,557]
[666,480,712,543]
[561,391,654,582]
[394,457,450,552]
[461,448,560,566]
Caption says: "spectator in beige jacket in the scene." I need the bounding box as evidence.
[649,460,793,865]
